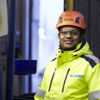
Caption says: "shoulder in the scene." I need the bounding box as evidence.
[46,58,57,69]
[51,58,56,61]
[81,55,100,68]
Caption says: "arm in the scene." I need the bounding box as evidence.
[87,64,100,100]
[34,65,49,100]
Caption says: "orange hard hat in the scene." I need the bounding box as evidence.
[56,11,86,31]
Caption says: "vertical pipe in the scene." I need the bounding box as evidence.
[5,0,16,100]
[25,0,29,93]
[0,41,2,100]
[29,0,32,93]
[64,0,74,11]
[67,0,74,11]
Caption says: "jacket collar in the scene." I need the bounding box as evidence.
[56,39,93,67]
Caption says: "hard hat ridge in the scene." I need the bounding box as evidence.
[56,11,86,32]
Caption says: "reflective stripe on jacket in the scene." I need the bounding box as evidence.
[34,39,100,100]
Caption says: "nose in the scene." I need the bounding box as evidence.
[65,33,72,38]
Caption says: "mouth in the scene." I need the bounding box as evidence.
[63,40,73,44]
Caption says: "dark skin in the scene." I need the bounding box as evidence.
[58,26,84,51]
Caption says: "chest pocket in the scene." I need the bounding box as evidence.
[64,73,88,93]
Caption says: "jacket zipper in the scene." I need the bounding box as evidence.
[62,68,70,92]
[48,68,56,92]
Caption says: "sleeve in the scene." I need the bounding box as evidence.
[87,64,100,100]
[34,72,47,100]
[34,87,46,100]
[34,60,56,100]
[34,64,50,100]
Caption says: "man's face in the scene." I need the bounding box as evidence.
[58,26,81,50]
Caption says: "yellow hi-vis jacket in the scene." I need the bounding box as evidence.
[34,39,100,100]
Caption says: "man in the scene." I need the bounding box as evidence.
[34,11,100,100]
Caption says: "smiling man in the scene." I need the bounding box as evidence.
[34,11,100,100]
[58,26,81,51]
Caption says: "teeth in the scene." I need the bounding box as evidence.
[64,40,73,44]
[64,40,72,42]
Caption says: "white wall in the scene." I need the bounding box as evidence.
[38,0,64,71]
[32,0,64,92]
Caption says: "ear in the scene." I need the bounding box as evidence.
[79,33,85,41]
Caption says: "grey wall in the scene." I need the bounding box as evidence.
[74,0,100,58]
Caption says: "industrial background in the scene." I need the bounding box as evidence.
[0,0,100,100]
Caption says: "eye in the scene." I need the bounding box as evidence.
[59,31,67,35]
[71,30,80,35]
[59,30,80,35]
[61,31,67,34]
